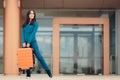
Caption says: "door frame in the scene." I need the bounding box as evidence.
[53,18,109,75]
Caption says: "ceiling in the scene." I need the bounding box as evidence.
[0,0,115,17]
[0,0,3,8]
[22,0,120,9]
[0,0,120,9]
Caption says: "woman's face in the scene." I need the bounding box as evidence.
[29,10,35,19]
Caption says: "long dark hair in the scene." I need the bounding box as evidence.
[22,10,36,27]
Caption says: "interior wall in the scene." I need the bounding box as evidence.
[22,9,115,18]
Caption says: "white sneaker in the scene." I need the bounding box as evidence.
[25,77,30,80]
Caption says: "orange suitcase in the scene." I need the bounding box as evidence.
[17,48,34,70]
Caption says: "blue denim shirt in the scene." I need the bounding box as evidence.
[22,21,39,44]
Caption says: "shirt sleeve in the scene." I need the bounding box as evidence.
[22,28,25,43]
[27,21,39,44]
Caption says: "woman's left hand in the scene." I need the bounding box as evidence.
[27,43,30,48]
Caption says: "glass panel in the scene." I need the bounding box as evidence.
[0,32,3,74]
[78,34,92,57]
[60,34,74,57]
[110,14,116,74]
[94,33,103,57]
[77,59,90,74]
[60,25,103,75]
[77,34,94,74]
[60,33,74,74]
[77,59,102,75]
[37,18,53,27]
[60,58,74,74]
[94,27,103,75]
[94,59,102,74]
[94,25,102,31]
[37,32,52,56]
[0,16,3,74]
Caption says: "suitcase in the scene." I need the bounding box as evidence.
[17,48,34,70]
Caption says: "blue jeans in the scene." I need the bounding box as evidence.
[26,40,50,77]
[30,40,49,70]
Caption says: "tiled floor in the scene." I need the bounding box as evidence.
[0,74,120,80]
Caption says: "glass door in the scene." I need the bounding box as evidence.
[60,25,103,75]
[0,16,3,74]
[0,31,3,74]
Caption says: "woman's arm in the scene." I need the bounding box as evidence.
[22,28,27,47]
[22,28,25,43]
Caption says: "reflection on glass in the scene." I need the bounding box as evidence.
[0,16,3,74]
[60,34,74,74]
[94,59,102,74]
[60,34,74,57]
[77,59,102,74]
[77,59,90,74]
[0,32,3,74]
[60,25,103,75]
[78,35,92,57]
[94,33,102,57]
[60,59,74,74]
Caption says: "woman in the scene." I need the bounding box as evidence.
[21,10,52,78]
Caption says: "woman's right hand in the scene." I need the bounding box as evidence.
[22,43,26,48]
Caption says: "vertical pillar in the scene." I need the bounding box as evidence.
[53,22,60,75]
[4,0,20,75]
[103,19,110,75]
[116,9,120,74]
